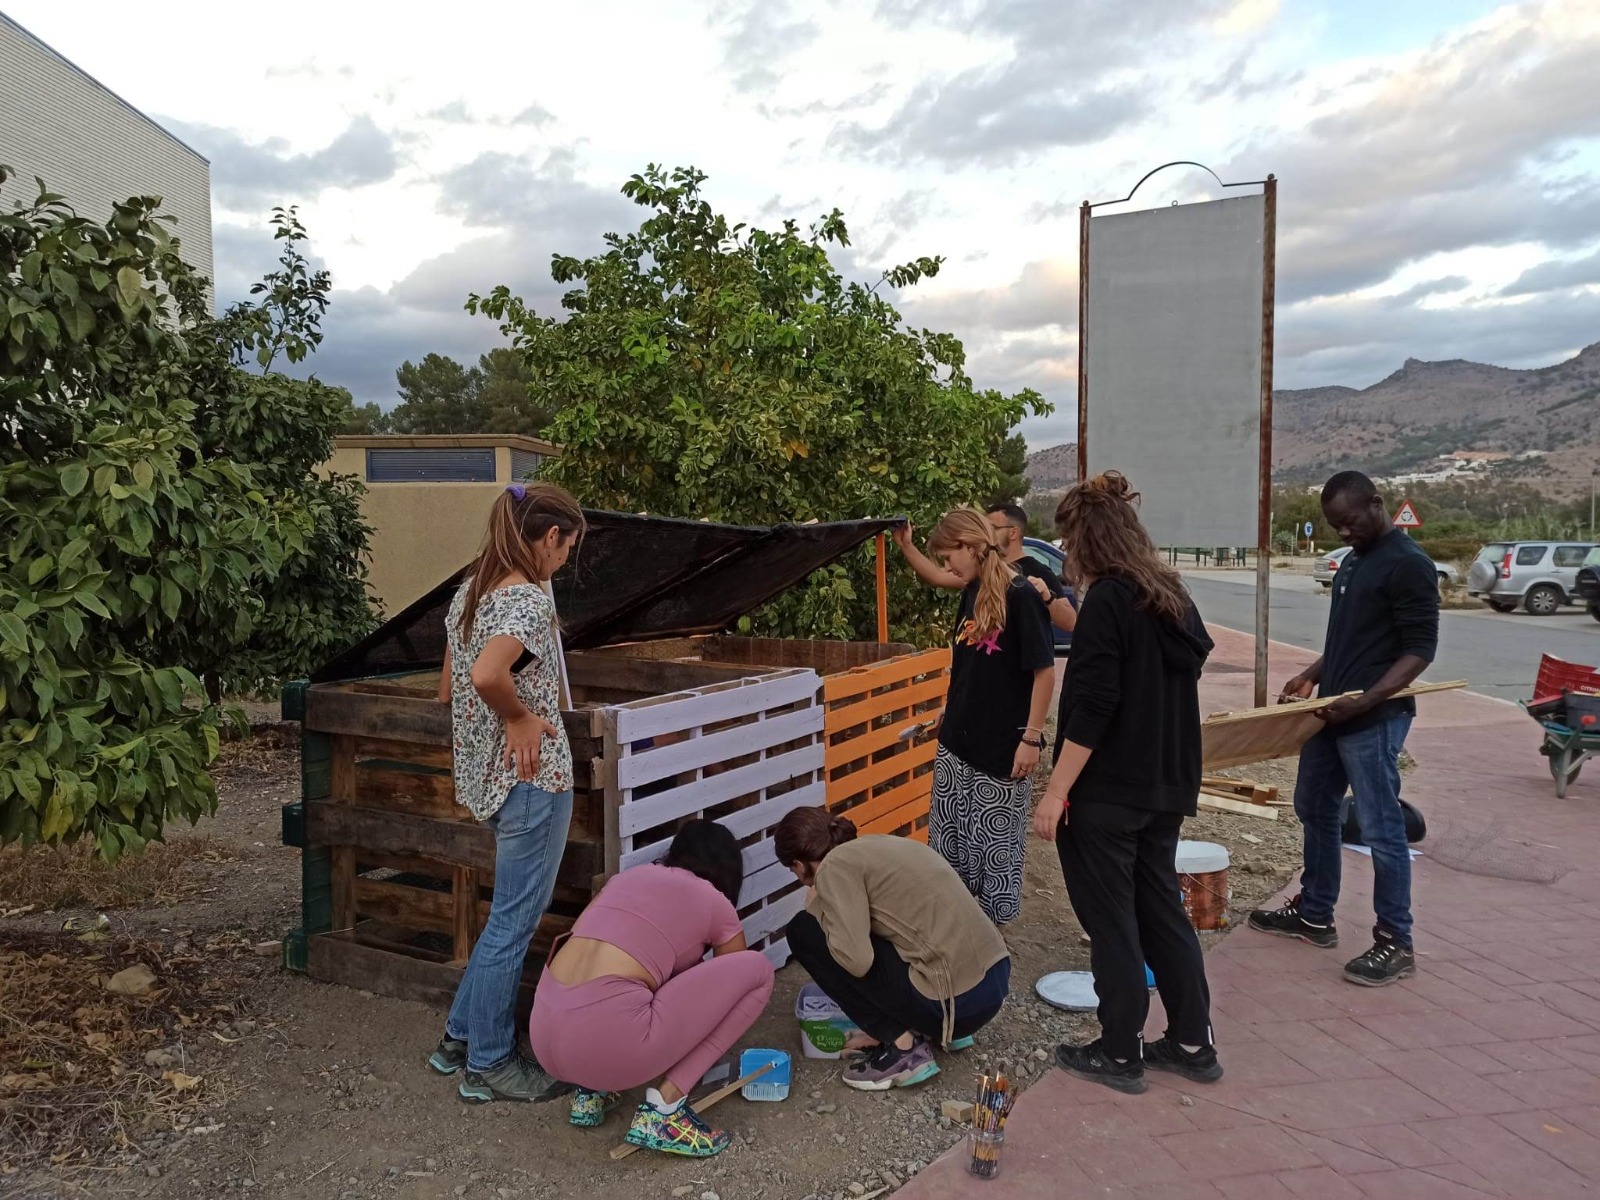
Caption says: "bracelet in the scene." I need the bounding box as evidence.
[1019,735,1044,749]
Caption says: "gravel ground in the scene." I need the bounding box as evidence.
[4,725,1304,1200]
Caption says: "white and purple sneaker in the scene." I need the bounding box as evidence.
[842,1037,940,1091]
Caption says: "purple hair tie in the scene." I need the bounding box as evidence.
[506,484,526,501]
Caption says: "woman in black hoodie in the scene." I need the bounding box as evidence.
[1031,472,1221,1095]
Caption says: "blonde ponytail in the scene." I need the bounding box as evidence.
[928,508,1015,642]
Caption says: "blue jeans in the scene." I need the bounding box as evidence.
[446,783,573,1071]
[1293,714,1413,944]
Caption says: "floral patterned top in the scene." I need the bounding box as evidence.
[446,579,573,820]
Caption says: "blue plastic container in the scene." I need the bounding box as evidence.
[739,1048,791,1102]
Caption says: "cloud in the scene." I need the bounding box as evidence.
[903,259,1074,334]
[834,0,1237,165]
[715,0,821,94]
[164,115,402,210]
[426,100,554,127]
[434,147,634,234]
[1501,246,1600,296]
[1218,7,1600,304]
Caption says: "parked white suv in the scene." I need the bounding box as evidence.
[1466,541,1598,614]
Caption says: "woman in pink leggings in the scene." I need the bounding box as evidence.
[529,820,774,1157]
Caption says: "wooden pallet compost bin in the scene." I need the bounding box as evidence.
[279,514,950,1010]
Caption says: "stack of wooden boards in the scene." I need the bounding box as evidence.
[1195,680,1467,820]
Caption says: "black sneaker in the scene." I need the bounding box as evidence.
[1247,893,1338,948]
[1143,1036,1223,1083]
[426,1035,467,1076]
[1344,930,1416,987]
[1055,1039,1147,1095]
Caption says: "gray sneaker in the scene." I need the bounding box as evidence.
[457,1053,571,1104]
[842,1037,940,1091]
[427,1035,467,1076]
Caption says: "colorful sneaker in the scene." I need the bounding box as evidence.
[623,1101,730,1157]
[457,1053,571,1103]
[1143,1036,1223,1083]
[427,1035,468,1076]
[1344,930,1416,987]
[946,1035,975,1051]
[569,1087,621,1127]
[1054,1039,1147,1095]
[1247,893,1338,948]
[842,1037,940,1091]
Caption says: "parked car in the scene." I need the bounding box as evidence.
[1466,540,1599,615]
[1021,537,1076,654]
[1313,545,1459,589]
[1575,546,1600,623]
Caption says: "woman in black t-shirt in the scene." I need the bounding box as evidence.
[895,509,1055,925]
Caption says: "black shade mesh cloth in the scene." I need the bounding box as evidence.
[311,511,899,683]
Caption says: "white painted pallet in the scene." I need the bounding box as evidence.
[610,667,825,966]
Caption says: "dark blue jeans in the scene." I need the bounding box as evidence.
[1293,714,1414,945]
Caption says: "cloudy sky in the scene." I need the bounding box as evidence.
[11,0,1600,448]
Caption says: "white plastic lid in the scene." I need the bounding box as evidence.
[1175,839,1230,874]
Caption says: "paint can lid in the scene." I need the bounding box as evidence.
[1176,839,1230,874]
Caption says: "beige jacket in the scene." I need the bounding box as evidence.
[809,835,1009,1043]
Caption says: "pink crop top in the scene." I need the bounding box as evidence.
[569,863,744,986]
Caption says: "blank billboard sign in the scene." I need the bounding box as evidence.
[1083,194,1266,548]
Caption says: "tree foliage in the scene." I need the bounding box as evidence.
[469,165,1048,643]
[985,431,1031,511]
[1,173,373,854]
[382,347,554,437]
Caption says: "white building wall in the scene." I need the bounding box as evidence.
[0,13,213,308]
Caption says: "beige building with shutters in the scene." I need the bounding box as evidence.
[322,435,562,617]
[0,12,213,302]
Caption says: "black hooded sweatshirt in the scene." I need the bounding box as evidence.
[1053,575,1214,816]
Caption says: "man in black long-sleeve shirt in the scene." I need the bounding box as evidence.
[1249,471,1439,987]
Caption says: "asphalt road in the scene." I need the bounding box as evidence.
[1183,570,1599,704]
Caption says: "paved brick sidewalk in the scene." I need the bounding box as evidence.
[901,628,1600,1199]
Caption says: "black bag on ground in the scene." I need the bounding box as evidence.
[1341,795,1426,845]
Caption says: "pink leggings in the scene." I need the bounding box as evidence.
[528,950,774,1095]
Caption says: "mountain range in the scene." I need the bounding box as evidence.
[1026,341,1600,496]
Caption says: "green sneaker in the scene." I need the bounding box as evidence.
[569,1087,621,1127]
[457,1054,571,1104]
[623,1101,730,1157]
[427,1035,468,1076]
[947,1035,975,1051]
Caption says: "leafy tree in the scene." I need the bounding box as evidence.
[985,431,1031,510]
[0,176,375,854]
[469,164,1048,643]
[1,173,268,855]
[340,395,391,434]
[385,347,555,437]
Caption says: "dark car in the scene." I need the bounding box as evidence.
[1577,546,1600,623]
[1022,537,1076,654]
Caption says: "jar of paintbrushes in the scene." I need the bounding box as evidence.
[967,1073,1013,1180]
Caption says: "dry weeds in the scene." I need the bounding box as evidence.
[0,931,256,1176]
[0,836,237,914]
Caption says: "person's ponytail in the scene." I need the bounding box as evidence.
[928,508,1014,641]
[775,807,858,868]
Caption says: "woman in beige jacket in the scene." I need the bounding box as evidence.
[776,807,1011,1091]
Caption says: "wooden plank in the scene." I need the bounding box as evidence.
[742,888,807,944]
[305,933,510,1011]
[829,735,935,788]
[353,737,453,769]
[827,675,949,734]
[617,782,825,871]
[588,637,708,661]
[305,801,606,887]
[834,774,932,831]
[1197,792,1280,820]
[824,711,927,771]
[567,654,753,697]
[353,874,455,933]
[601,709,623,879]
[823,649,951,703]
[614,670,821,744]
[615,743,824,839]
[616,705,822,790]
[452,866,478,959]
[331,847,356,933]
[354,763,463,818]
[735,858,798,909]
[306,687,452,744]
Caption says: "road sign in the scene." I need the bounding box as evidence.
[1393,499,1423,529]
[1304,522,1314,536]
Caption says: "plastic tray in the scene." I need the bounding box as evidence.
[738,1048,791,1102]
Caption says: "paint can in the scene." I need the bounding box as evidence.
[1175,840,1231,931]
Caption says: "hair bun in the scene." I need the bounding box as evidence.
[1085,471,1137,505]
[828,815,858,847]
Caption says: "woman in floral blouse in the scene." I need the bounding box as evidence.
[425,482,586,1104]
